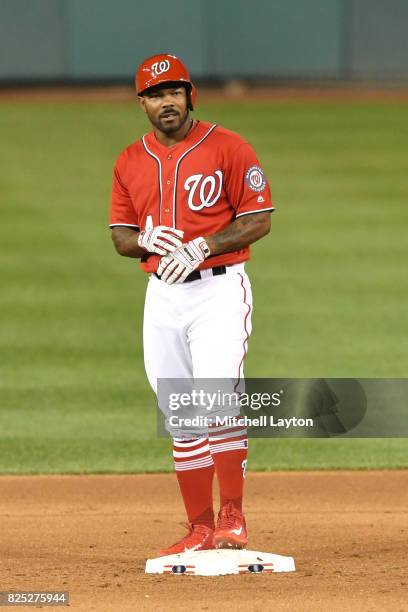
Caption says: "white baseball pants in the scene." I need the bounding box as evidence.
[143,263,253,391]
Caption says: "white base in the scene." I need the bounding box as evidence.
[145,549,295,576]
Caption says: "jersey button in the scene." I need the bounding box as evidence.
[167,154,172,160]
[164,208,170,213]
[166,180,171,185]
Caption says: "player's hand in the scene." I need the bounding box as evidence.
[137,226,184,256]
[157,237,211,284]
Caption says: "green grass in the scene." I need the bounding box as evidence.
[1,100,407,473]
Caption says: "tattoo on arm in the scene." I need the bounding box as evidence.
[205,212,271,257]
[111,226,145,258]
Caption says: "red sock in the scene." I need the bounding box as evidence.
[173,437,215,528]
[209,432,248,512]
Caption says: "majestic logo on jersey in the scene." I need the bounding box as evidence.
[245,166,266,192]
[151,60,170,76]
[184,171,223,211]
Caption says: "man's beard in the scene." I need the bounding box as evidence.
[150,109,189,134]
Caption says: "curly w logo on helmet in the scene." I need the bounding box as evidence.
[151,60,170,76]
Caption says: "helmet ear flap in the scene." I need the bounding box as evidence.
[189,84,197,111]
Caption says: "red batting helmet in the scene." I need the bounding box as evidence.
[135,53,197,110]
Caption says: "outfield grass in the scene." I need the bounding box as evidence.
[1,100,407,473]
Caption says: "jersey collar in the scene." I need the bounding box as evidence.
[143,120,215,158]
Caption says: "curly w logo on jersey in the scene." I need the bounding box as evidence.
[184,171,223,211]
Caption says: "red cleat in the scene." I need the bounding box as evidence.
[213,502,248,549]
[158,523,214,557]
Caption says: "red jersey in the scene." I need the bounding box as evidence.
[110,120,274,273]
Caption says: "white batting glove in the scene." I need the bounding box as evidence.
[157,237,211,284]
[137,226,184,256]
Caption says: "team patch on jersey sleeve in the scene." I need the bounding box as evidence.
[245,166,266,192]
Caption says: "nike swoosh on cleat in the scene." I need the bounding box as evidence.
[231,527,243,536]
[184,544,202,552]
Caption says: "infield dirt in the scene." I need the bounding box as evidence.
[1,471,407,611]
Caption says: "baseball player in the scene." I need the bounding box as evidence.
[110,53,274,555]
